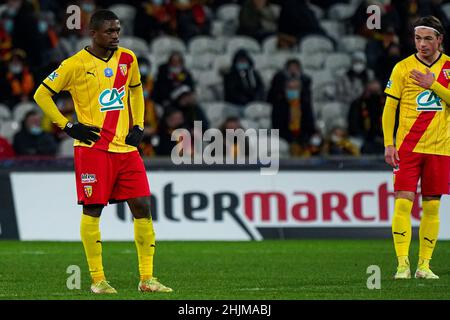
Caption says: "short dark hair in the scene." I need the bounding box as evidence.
[89,10,119,30]
[413,16,444,36]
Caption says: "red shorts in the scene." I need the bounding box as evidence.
[74,146,150,205]
[394,149,450,196]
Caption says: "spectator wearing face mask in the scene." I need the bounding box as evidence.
[152,51,195,107]
[154,107,186,156]
[324,126,360,156]
[336,51,375,105]
[348,79,385,155]
[2,0,44,67]
[13,110,58,156]
[223,49,265,108]
[0,49,34,108]
[271,77,315,156]
[267,58,311,111]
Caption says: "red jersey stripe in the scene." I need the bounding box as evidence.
[94,52,133,150]
[399,61,450,153]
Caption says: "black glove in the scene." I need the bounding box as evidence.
[125,125,144,147]
[63,122,101,145]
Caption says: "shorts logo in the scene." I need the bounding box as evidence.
[119,64,127,76]
[81,173,97,184]
[84,185,93,198]
[416,90,443,111]
[47,71,58,81]
[99,86,125,112]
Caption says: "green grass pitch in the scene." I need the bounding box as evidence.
[1,240,450,300]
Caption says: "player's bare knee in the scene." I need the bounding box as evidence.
[83,204,103,217]
[395,191,415,202]
[129,197,151,219]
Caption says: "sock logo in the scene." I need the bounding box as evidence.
[96,240,102,244]
[424,237,435,244]
[150,244,155,247]
[393,231,406,237]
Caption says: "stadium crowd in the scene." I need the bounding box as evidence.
[1,0,450,159]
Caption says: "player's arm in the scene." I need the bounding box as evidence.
[33,61,100,145]
[125,53,145,147]
[410,68,450,105]
[383,63,403,168]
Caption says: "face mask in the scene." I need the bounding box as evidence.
[143,90,149,99]
[29,126,43,135]
[352,62,366,73]
[38,21,48,33]
[170,66,182,74]
[4,19,14,33]
[310,135,322,147]
[140,65,149,76]
[177,0,190,4]
[152,0,164,5]
[286,89,299,100]
[331,134,342,144]
[236,62,249,71]
[81,3,95,13]
[9,63,22,74]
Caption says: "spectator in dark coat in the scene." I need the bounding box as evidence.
[271,77,315,154]
[155,107,185,156]
[237,0,277,42]
[152,51,195,107]
[13,110,58,156]
[169,85,209,132]
[223,49,265,107]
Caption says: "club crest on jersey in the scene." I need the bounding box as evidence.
[119,64,128,76]
[99,86,125,112]
[84,185,93,198]
[416,90,443,111]
[47,71,58,81]
[104,67,113,77]
[81,173,97,184]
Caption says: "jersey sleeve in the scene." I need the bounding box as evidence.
[384,62,404,100]
[42,59,74,94]
[129,51,142,88]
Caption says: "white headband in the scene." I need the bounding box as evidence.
[414,26,440,34]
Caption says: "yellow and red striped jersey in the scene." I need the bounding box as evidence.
[384,53,450,156]
[42,46,142,153]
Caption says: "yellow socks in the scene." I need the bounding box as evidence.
[134,217,156,281]
[419,200,440,265]
[80,214,105,283]
[392,198,413,260]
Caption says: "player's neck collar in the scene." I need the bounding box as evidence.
[414,52,442,68]
[84,46,115,63]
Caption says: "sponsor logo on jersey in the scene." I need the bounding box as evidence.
[47,71,58,81]
[99,86,125,112]
[386,80,392,89]
[81,173,97,184]
[443,69,450,80]
[119,64,127,76]
[416,90,443,111]
[84,185,93,198]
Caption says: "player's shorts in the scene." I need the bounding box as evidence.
[394,149,450,196]
[74,146,150,205]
